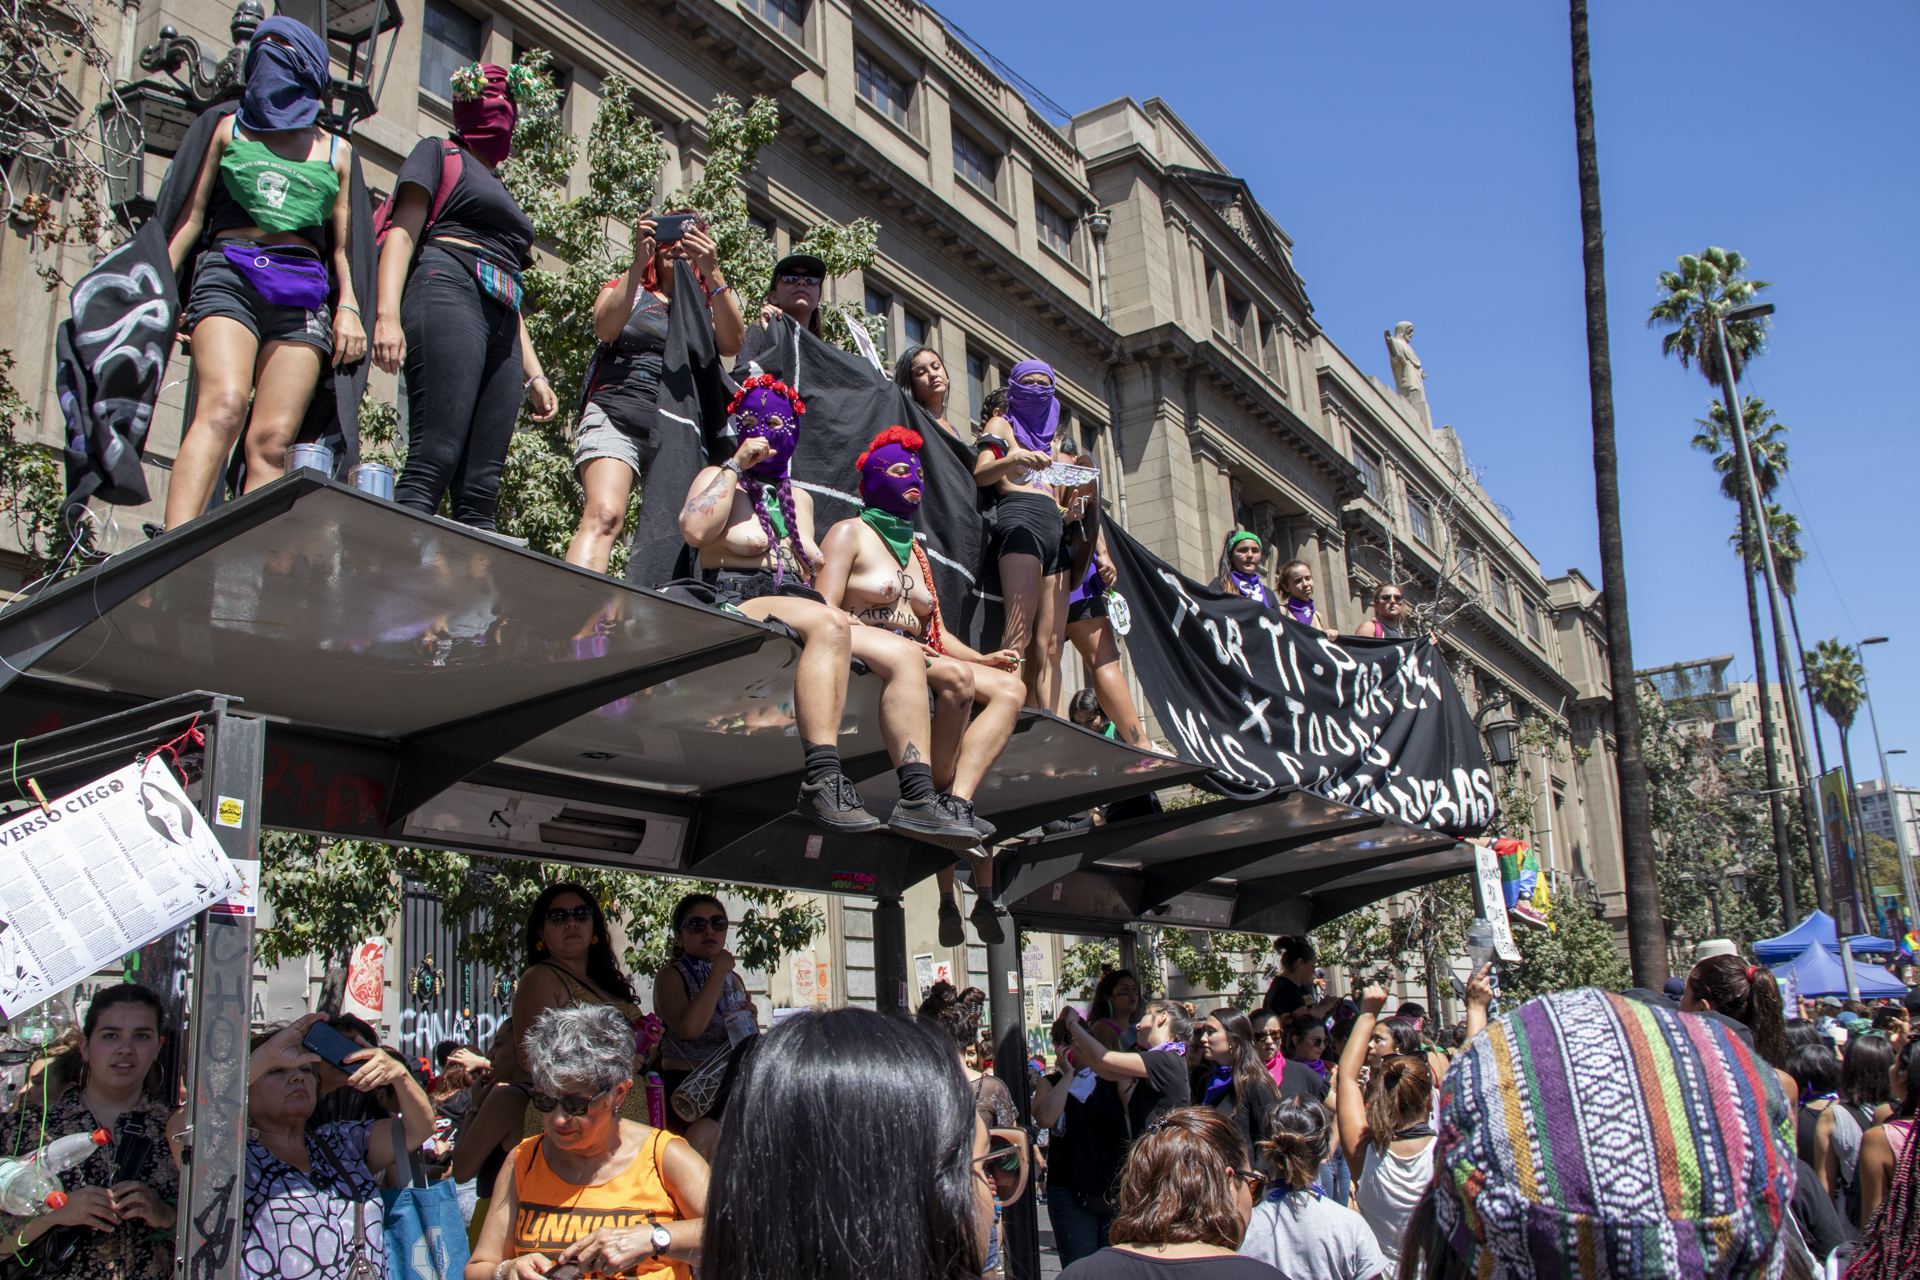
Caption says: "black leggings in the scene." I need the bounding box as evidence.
[395,243,523,529]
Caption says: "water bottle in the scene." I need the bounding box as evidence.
[1106,590,1132,635]
[643,1072,665,1129]
[0,1128,109,1213]
[1466,918,1496,975]
[723,1009,757,1047]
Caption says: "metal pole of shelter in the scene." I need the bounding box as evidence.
[174,704,265,1280]
[874,895,909,1013]
[986,916,1037,1280]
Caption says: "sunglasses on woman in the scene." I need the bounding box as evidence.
[778,273,822,286]
[681,914,728,934]
[969,1129,1032,1208]
[546,906,594,925]
[1229,1167,1270,1199]
[529,1086,611,1116]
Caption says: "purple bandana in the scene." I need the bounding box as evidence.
[1285,596,1315,626]
[1003,359,1058,456]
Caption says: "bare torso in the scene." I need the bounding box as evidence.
[835,519,936,636]
[982,415,1070,500]
[692,471,820,578]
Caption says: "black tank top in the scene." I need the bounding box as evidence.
[587,289,669,428]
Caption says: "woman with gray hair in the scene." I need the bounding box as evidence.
[466,1006,706,1280]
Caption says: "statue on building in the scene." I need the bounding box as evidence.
[1384,321,1431,429]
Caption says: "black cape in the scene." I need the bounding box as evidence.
[57,101,376,518]
[1102,521,1494,837]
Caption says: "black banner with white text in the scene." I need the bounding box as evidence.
[1104,525,1494,837]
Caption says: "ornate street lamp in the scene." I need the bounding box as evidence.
[1481,708,1519,769]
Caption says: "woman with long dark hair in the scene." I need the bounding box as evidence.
[162,17,368,527]
[1683,953,1791,1105]
[564,210,744,572]
[0,985,177,1279]
[702,1006,1024,1280]
[1209,531,1272,606]
[1057,1108,1266,1278]
[895,346,967,441]
[506,883,647,1128]
[374,61,559,532]
[1200,1010,1280,1170]
[1335,986,1433,1274]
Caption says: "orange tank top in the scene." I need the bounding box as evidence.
[510,1128,687,1279]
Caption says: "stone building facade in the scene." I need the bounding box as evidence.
[0,0,1631,997]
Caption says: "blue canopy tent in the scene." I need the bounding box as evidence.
[1752,910,1895,964]
[1771,942,1908,1000]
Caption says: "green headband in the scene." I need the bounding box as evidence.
[1228,531,1263,552]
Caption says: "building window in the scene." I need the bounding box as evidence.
[1353,440,1383,500]
[967,351,987,424]
[903,311,929,349]
[1456,547,1479,586]
[1522,597,1543,642]
[864,286,892,359]
[748,212,776,245]
[419,0,482,101]
[953,128,998,199]
[1490,567,1514,618]
[1407,493,1433,546]
[855,48,909,127]
[743,0,806,42]
[1036,198,1075,259]
[1259,315,1278,374]
[1225,293,1249,352]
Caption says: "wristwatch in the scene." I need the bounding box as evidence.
[649,1223,672,1258]
[720,458,743,478]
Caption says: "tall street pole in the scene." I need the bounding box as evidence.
[1571,0,1665,987]
[1859,638,1920,937]
[1711,306,1854,994]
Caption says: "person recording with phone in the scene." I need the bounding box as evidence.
[0,984,177,1280]
[564,209,744,573]
[168,1012,433,1280]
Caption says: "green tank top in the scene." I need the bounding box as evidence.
[218,136,338,235]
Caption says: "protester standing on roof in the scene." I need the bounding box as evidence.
[162,18,369,529]
[1275,560,1334,634]
[975,361,1077,711]
[737,252,826,366]
[1210,532,1272,607]
[563,210,744,572]
[373,62,558,533]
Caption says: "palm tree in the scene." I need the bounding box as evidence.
[1647,247,1772,385]
[1693,397,1797,907]
[1766,509,1835,804]
[1571,0,1665,985]
[1805,638,1873,931]
[1654,256,1812,929]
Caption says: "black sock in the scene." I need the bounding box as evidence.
[897,762,936,803]
[803,743,840,786]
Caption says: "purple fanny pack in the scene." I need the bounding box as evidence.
[221,242,330,310]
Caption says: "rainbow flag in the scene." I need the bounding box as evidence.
[1903,927,1919,958]
[1494,838,1551,929]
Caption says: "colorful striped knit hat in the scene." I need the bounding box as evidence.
[1432,987,1793,1279]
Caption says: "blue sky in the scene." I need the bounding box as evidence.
[954,0,1919,787]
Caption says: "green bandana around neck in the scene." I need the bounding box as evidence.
[764,502,789,539]
[859,506,916,565]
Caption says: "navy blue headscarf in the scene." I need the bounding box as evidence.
[238,17,331,132]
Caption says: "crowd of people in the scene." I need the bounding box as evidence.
[5,918,1920,1279]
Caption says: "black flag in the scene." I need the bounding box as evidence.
[1103,523,1494,837]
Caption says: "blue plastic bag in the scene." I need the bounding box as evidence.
[380,1119,470,1280]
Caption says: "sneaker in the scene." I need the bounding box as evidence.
[1042,812,1094,836]
[796,773,883,833]
[969,894,1006,945]
[938,895,965,947]
[888,792,983,850]
[940,794,996,844]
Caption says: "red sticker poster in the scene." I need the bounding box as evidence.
[343,939,386,1021]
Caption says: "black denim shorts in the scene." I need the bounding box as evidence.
[182,241,332,355]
